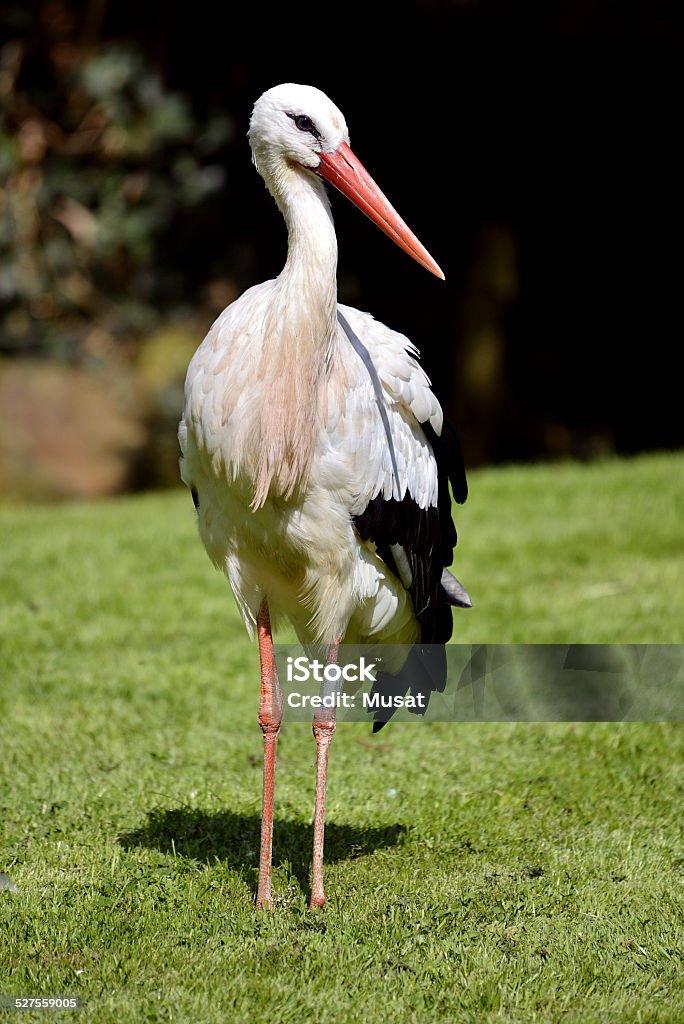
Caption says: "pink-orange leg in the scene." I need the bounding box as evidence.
[255,600,283,910]
[310,638,341,910]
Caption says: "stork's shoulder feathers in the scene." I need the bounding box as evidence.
[317,303,444,517]
[336,303,443,436]
[182,280,275,407]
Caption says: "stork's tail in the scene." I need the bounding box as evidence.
[369,571,471,732]
[440,568,472,609]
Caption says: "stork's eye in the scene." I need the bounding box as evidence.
[286,111,322,143]
[294,114,316,134]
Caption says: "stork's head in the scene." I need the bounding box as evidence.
[249,83,444,280]
[249,83,349,172]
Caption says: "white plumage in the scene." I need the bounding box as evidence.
[180,299,441,645]
[178,84,468,910]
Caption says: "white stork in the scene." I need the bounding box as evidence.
[179,83,470,910]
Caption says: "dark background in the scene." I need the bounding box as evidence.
[1,1,681,496]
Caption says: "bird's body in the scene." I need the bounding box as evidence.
[181,298,442,648]
[179,83,468,909]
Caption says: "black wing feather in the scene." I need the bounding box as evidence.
[352,419,469,729]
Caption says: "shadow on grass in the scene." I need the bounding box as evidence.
[118,807,405,899]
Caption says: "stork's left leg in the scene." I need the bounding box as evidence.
[256,600,283,910]
[310,638,340,910]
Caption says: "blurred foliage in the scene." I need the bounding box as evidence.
[0,1,680,499]
[0,34,232,360]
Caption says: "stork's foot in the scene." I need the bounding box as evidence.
[309,893,326,911]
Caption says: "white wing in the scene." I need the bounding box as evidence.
[317,302,444,515]
[318,302,467,645]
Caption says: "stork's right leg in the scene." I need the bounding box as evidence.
[309,637,341,910]
[256,600,282,910]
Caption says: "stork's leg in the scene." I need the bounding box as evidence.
[310,638,341,910]
[256,600,283,910]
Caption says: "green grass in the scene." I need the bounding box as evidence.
[1,452,682,1023]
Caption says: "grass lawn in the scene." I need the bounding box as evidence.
[0,452,682,1022]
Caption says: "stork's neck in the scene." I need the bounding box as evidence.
[275,169,338,342]
[249,165,339,508]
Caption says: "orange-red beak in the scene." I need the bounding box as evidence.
[315,141,444,280]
